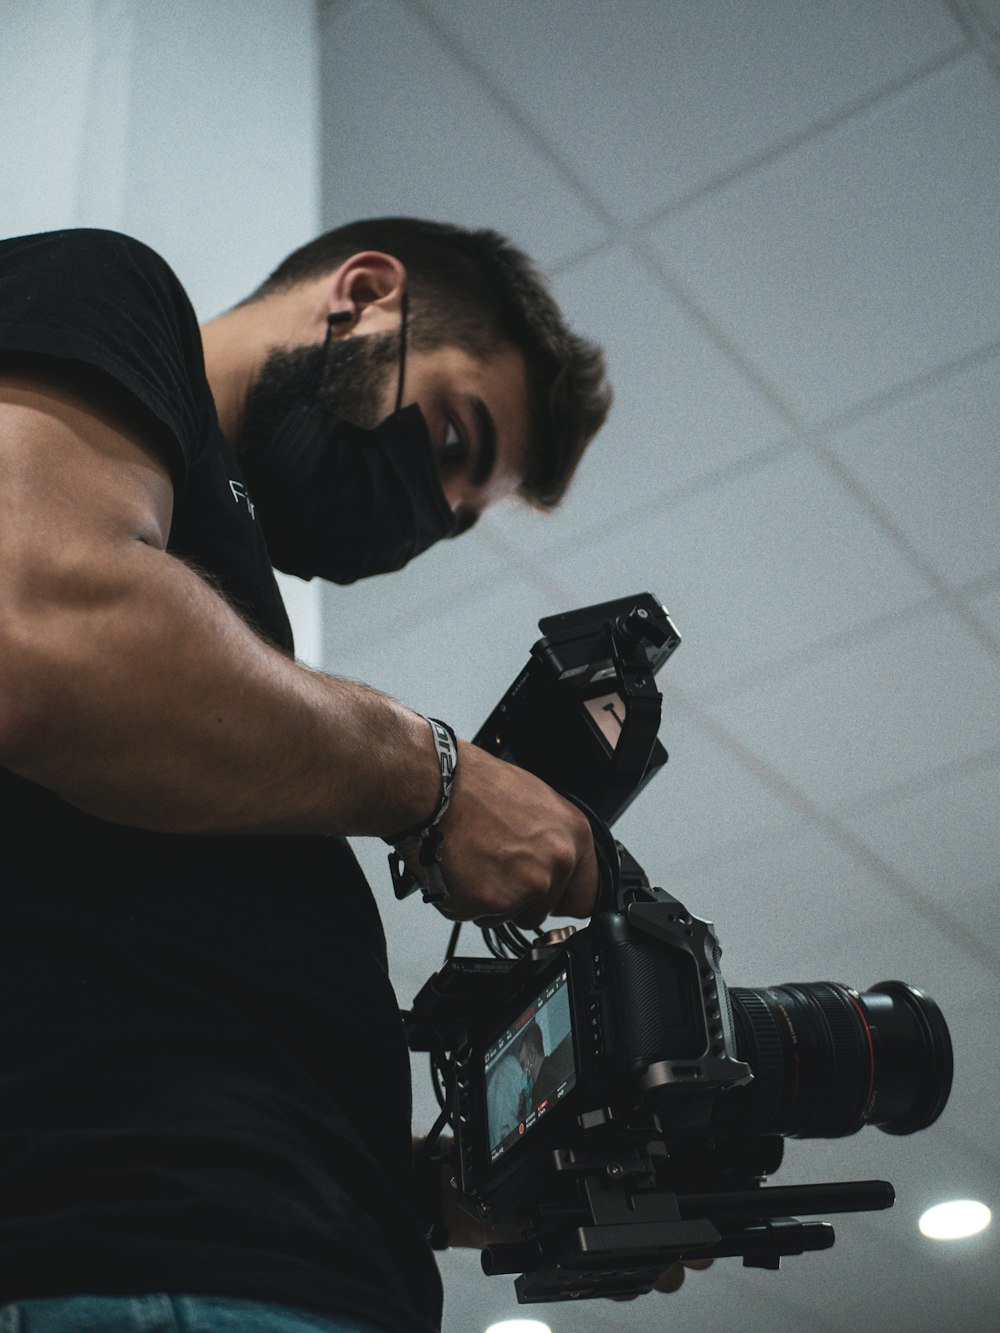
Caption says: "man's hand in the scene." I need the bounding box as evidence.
[447,1190,714,1299]
[614,1257,714,1299]
[420,1140,714,1300]
[401,739,599,926]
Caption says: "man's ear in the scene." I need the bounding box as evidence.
[326,251,407,333]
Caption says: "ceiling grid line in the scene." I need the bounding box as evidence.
[963,567,1000,598]
[621,244,1000,656]
[491,545,1000,975]
[626,43,973,237]
[694,595,957,706]
[478,487,1000,922]
[647,695,1000,976]
[943,0,1000,79]
[404,0,618,237]
[408,0,971,282]
[481,435,802,567]
[628,242,1000,665]
[805,437,1000,659]
[405,0,998,670]
[484,330,1000,626]
[805,335,1000,441]
[807,744,1000,818]
[482,485,993,718]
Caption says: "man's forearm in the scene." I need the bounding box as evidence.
[0,371,598,925]
[1,537,439,838]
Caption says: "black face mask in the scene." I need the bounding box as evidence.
[239,292,457,584]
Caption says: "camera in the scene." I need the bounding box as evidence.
[404,594,953,1304]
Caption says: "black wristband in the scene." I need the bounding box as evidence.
[384,716,458,905]
[389,717,458,843]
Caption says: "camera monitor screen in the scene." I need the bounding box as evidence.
[483,969,577,1164]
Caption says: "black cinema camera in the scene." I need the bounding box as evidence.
[404,594,953,1305]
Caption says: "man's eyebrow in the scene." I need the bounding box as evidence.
[469,395,497,488]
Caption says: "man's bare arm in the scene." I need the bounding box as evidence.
[0,371,596,920]
[0,372,441,838]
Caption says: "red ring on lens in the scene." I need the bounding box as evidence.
[834,983,877,1132]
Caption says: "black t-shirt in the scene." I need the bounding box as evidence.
[0,229,442,1333]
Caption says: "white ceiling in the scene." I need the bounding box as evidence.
[316,2,1000,1330]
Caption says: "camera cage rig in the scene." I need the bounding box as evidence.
[403,593,948,1305]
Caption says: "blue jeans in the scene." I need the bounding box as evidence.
[0,1295,389,1333]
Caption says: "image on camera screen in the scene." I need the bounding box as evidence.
[483,970,577,1164]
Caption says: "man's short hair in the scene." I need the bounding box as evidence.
[251,217,612,509]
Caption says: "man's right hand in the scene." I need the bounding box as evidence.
[398,739,599,926]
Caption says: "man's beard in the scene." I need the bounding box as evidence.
[237,330,401,463]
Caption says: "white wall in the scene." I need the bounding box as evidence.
[2,0,324,663]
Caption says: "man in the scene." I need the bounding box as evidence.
[0,215,610,1333]
[0,219,702,1333]
[517,1020,575,1111]
[485,1051,529,1150]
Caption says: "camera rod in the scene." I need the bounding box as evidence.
[677,1178,895,1220]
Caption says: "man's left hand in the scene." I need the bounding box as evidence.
[444,1179,714,1298]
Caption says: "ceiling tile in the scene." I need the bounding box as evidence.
[840,759,1000,936]
[971,582,1000,625]
[781,1022,1000,1299]
[417,0,965,222]
[325,571,565,737]
[826,354,1000,586]
[609,709,806,877]
[646,55,1000,424]
[775,1131,1000,1333]
[653,820,993,996]
[318,0,606,268]
[969,0,1000,32]
[319,523,525,660]
[478,244,792,558]
[538,448,933,693]
[703,607,1000,807]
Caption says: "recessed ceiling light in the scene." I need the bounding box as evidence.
[484,1320,552,1333]
[919,1200,992,1240]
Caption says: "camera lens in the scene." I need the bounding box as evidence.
[725,980,952,1139]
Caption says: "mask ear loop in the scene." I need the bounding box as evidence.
[321,288,408,412]
[315,309,353,406]
[394,287,409,414]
